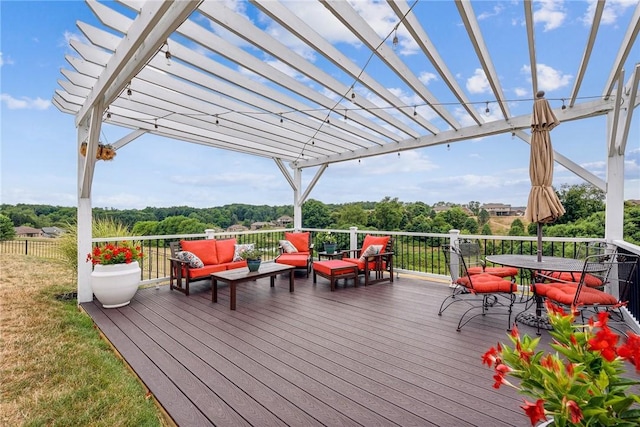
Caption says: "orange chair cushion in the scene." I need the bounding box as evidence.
[181,239,218,265]
[216,238,237,264]
[544,284,618,305]
[313,260,357,276]
[467,266,518,278]
[285,232,310,252]
[342,257,386,271]
[361,235,390,254]
[543,271,604,288]
[276,253,309,267]
[456,273,517,293]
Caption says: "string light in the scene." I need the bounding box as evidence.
[215,114,219,125]
[392,27,399,49]
[484,101,490,116]
[154,118,158,129]
[447,143,450,151]
[413,105,417,116]
[279,113,283,124]
[344,109,348,121]
[561,98,566,110]
[126,82,132,97]
[106,109,111,119]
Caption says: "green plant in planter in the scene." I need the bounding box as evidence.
[239,247,262,260]
[316,231,337,245]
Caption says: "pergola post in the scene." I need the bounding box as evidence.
[293,168,302,230]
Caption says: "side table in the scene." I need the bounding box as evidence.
[317,251,344,261]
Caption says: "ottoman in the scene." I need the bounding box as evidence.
[313,260,359,291]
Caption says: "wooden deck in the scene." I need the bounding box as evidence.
[82,270,554,427]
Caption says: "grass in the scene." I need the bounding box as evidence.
[0,254,168,426]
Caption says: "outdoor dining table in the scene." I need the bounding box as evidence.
[485,254,588,331]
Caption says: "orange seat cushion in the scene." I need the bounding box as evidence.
[456,273,517,293]
[216,238,237,264]
[186,263,226,279]
[342,257,386,271]
[313,260,357,276]
[467,266,518,278]
[543,271,604,288]
[544,284,618,305]
[181,239,218,265]
[276,253,309,267]
[224,260,247,270]
[285,232,311,252]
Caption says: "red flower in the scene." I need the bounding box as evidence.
[482,345,500,367]
[617,333,640,372]
[492,364,511,389]
[521,399,546,426]
[566,400,583,424]
[588,326,619,362]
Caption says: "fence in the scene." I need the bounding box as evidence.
[0,238,63,259]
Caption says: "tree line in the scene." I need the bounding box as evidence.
[1,184,638,245]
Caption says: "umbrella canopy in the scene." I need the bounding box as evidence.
[525,91,565,260]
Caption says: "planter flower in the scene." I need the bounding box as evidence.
[87,241,143,308]
[239,247,262,272]
[317,231,337,254]
[482,301,640,426]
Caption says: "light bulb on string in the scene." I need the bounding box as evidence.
[343,109,347,121]
[126,82,132,98]
[447,143,450,151]
[215,114,219,126]
[154,118,158,129]
[279,113,283,124]
[484,101,490,116]
[561,98,566,110]
[413,105,417,116]
[392,27,399,49]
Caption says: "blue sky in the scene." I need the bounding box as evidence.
[1,0,639,210]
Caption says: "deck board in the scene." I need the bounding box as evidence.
[83,270,562,426]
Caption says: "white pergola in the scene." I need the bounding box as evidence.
[53,0,640,303]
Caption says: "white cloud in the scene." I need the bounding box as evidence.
[265,59,311,82]
[0,52,14,67]
[1,94,51,110]
[466,68,491,94]
[521,64,572,92]
[582,0,638,26]
[418,72,438,86]
[534,0,566,31]
[514,87,529,97]
[477,4,505,21]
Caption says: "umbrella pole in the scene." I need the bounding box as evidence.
[537,222,542,262]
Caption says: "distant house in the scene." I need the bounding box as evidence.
[42,226,65,237]
[481,203,512,216]
[14,226,44,237]
[276,215,293,227]
[227,224,248,232]
[250,221,274,230]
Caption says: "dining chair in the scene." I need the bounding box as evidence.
[458,240,518,279]
[439,244,518,331]
[533,253,639,333]
[540,241,611,287]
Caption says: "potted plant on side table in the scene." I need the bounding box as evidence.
[239,247,262,272]
[317,231,337,254]
[87,241,143,308]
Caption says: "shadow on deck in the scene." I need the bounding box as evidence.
[82,269,556,426]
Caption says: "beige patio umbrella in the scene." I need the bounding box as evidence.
[525,91,565,261]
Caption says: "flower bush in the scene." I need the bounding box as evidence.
[483,301,640,426]
[86,241,143,265]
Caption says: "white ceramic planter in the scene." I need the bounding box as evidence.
[91,261,141,308]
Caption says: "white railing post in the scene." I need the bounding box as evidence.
[349,226,358,251]
[205,229,216,239]
[448,229,460,283]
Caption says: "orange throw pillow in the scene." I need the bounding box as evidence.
[285,232,310,252]
[361,235,390,254]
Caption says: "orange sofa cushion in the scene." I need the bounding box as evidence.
[456,273,517,293]
[544,284,618,305]
[186,263,226,279]
[216,238,237,264]
[276,253,309,267]
[285,232,310,252]
[181,239,218,265]
[224,260,247,270]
